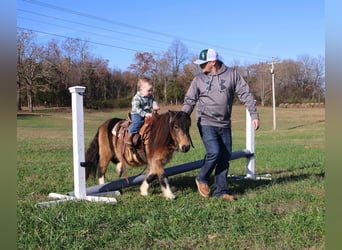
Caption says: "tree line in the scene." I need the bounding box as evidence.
[17,29,325,112]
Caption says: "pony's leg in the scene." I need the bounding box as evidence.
[98,134,113,185]
[97,155,111,184]
[140,174,156,196]
[115,162,123,177]
[145,160,175,200]
[159,174,176,200]
[141,176,175,199]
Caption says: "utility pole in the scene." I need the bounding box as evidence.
[269,58,280,130]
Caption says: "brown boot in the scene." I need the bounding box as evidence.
[124,132,134,145]
[221,194,236,201]
[195,179,210,197]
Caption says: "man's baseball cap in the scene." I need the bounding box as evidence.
[194,48,219,65]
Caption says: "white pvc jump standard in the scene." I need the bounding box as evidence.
[245,108,255,179]
[229,107,271,181]
[37,86,117,207]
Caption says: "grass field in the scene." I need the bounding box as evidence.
[17,105,325,249]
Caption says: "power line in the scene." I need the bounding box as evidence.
[17,15,167,51]
[23,0,177,40]
[22,0,274,60]
[17,9,172,47]
[17,26,140,53]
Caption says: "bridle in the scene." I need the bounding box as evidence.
[168,111,194,151]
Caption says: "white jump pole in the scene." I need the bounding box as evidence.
[67,86,117,202]
[37,86,117,207]
[245,109,255,179]
[69,86,87,198]
[244,106,271,180]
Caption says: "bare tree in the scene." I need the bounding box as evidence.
[154,56,171,102]
[166,39,189,79]
[311,55,325,102]
[17,29,45,112]
[152,40,190,103]
[275,60,302,103]
[43,39,64,106]
[61,38,90,87]
[245,63,270,106]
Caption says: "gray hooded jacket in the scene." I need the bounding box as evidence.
[182,63,259,128]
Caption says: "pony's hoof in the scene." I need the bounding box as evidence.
[140,181,149,196]
[140,191,148,196]
[165,193,176,200]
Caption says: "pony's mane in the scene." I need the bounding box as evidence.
[148,112,171,151]
[147,111,191,153]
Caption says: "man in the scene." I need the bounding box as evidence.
[182,48,259,201]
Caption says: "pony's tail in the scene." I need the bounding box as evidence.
[84,130,100,180]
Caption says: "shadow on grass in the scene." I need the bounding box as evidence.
[17,113,42,117]
[170,175,272,195]
[17,113,52,119]
[288,119,325,130]
[169,168,325,196]
[96,163,324,198]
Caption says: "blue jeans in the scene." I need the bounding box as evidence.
[129,114,144,133]
[197,123,232,197]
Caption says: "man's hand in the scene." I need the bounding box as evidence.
[252,119,259,130]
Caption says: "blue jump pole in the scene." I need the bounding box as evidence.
[67,149,253,196]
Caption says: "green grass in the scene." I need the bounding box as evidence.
[17,105,325,249]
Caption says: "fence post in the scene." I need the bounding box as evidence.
[245,108,255,179]
[68,86,87,198]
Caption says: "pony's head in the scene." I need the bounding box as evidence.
[168,110,192,152]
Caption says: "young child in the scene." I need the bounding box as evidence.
[125,77,159,145]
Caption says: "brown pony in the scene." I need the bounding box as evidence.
[84,110,192,199]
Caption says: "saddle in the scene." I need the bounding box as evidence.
[112,113,155,165]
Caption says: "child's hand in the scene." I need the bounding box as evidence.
[145,113,153,118]
[153,103,160,111]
